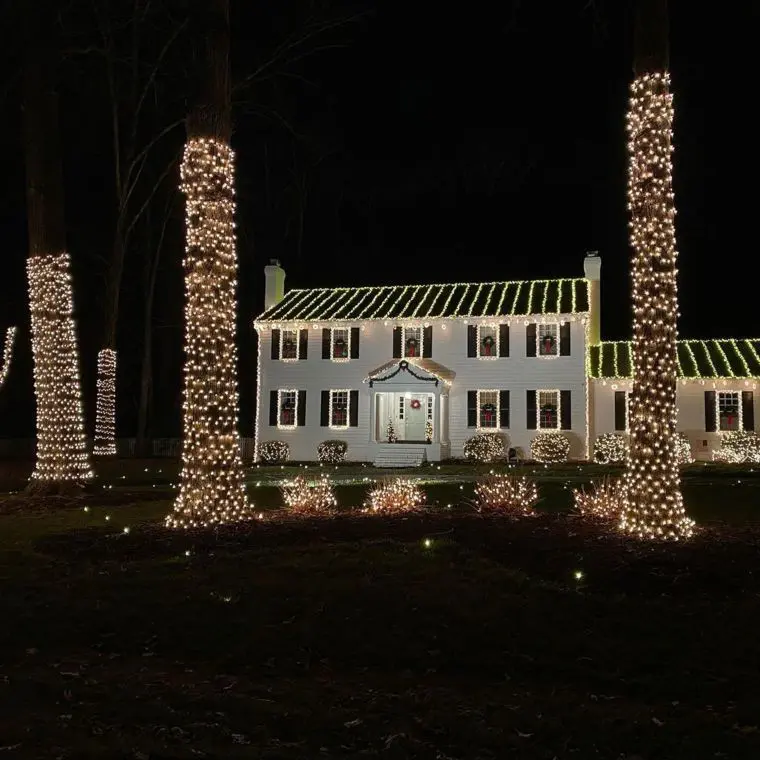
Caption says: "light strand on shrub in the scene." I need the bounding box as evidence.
[166,138,250,528]
[281,474,337,515]
[93,348,117,456]
[621,71,692,540]
[27,254,93,483]
[365,477,425,514]
[474,474,538,515]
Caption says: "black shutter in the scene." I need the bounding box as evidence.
[705,391,717,432]
[423,325,433,358]
[349,390,359,427]
[527,390,537,429]
[467,325,477,357]
[298,329,308,360]
[499,324,510,357]
[320,390,329,426]
[742,391,755,431]
[269,390,278,426]
[350,327,360,358]
[467,390,477,427]
[614,391,627,431]
[392,327,402,358]
[560,322,571,355]
[297,391,306,426]
[322,329,331,359]
[526,324,537,357]
[560,390,571,430]
[499,390,510,429]
[271,328,281,360]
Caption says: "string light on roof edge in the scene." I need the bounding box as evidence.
[621,71,692,540]
[166,137,251,529]
[93,348,117,456]
[27,253,93,482]
[0,326,17,389]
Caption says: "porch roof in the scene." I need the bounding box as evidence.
[365,358,456,386]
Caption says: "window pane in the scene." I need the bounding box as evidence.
[479,390,498,428]
[479,326,497,357]
[331,391,348,426]
[281,330,298,359]
[538,324,558,356]
[538,390,559,429]
[404,327,421,357]
[718,391,740,431]
[332,329,348,359]
[279,390,296,426]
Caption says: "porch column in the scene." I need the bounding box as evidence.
[439,393,449,444]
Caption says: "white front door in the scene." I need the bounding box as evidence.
[405,395,427,441]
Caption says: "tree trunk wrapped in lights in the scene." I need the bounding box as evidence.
[620,0,692,539]
[22,19,93,488]
[93,348,117,455]
[165,0,250,528]
[0,327,17,390]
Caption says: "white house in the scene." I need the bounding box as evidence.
[253,254,759,464]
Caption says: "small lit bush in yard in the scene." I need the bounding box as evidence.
[473,473,538,515]
[593,433,628,464]
[530,433,571,463]
[364,477,425,514]
[281,474,337,516]
[463,433,505,463]
[676,432,694,464]
[317,440,348,463]
[712,431,760,464]
[259,440,289,464]
[573,477,623,520]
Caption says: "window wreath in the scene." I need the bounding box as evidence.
[481,402,496,425]
[282,337,296,358]
[333,336,347,358]
[405,336,418,357]
[720,403,739,428]
[481,334,496,356]
[281,396,296,425]
[540,402,557,426]
[541,332,555,354]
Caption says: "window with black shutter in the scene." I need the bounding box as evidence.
[350,327,360,358]
[298,329,308,360]
[423,325,433,358]
[559,322,571,356]
[467,325,477,357]
[392,326,402,358]
[467,390,477,427]
[560,390,571,429]
[614,391,627,431]
[743,391,755,431]
[704,391,717,432]
[320,390,329,426]
[297,390,307,426]
[526,390,537,429]
[349,390,359,427]
[499,390,510,429]
[526,324,537,357]
[271,329,281,360]
[499,324,510,357]
[321,329,331,359]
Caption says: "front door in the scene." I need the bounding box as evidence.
[405,395,426,441]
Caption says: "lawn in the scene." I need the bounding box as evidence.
[1,460,760,758]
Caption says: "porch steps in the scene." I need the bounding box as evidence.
[373,446,427,468]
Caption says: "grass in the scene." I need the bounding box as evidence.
[2,460,760,757]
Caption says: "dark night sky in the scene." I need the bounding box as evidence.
[0,0,758,438]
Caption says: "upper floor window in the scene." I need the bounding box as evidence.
[478,325,498,359]
[718,391,741,431]
[322,327,359,361]
[404,326,422,358]
[280,329,299,360]
[478,390,499,429]
[538,324,558,357]
[332,328,349,360]
[538,389,560,430]
[330,390,349,428]
[278,389,298,428]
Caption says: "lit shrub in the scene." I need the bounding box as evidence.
[259,440,289,464]
[474,473,538,515]
[281,474,337,516]
[463,433,505,463]
[318,440,348,464]
[712,431,760,464]
[573,477,623,520]
[530,433,571,463]
[593,433,628,464]
[364,477,425,514]
[676,432,694,464]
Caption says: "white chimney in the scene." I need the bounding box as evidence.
[264,259,286,310]
[583,251,601,346]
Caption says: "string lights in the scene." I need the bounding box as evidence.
[621,72,693,540]
[593,433,629,464]
[166,138,250,528]
[474,473,538,515]
[463,433,505,462]
[365,477,425,514]
[317,440,348,463]
[0,326,17,389]
[712,432,760,464]
[530,433,570,463]
[93,348,117,455]
[574,477,623,520]
[26,254,93,483]
[259,440,290,464]
[281,474,338,516]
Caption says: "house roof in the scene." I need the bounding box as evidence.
[256,278,589,323]
[365,358,456,386]
[589,340,760,379]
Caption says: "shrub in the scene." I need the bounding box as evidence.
[530,433,571,463]
[473,473,538,515]
[281,474,337,516]
[573,477,623,520]
[463,433,505,463]
[593,433,628,464]
[259,440,289,464]
[318,440,348,464]
[712,431,760,464]
[675,432,694,465]
[364,477,425,514]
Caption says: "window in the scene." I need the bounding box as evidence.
[538,390,560,430]
[478,324,498,359]
[403,326,422,358]
[331,328,349,360]
[398,395,405,420]
[329,390,349,428]
[280,329,298,360]
[478,390,499,429]
[538,323,558,357]
[278,389,298,428]
[717,391,741,431]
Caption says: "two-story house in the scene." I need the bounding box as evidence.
[252,253,759,464]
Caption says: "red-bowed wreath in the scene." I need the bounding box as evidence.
[410,398,421,410]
